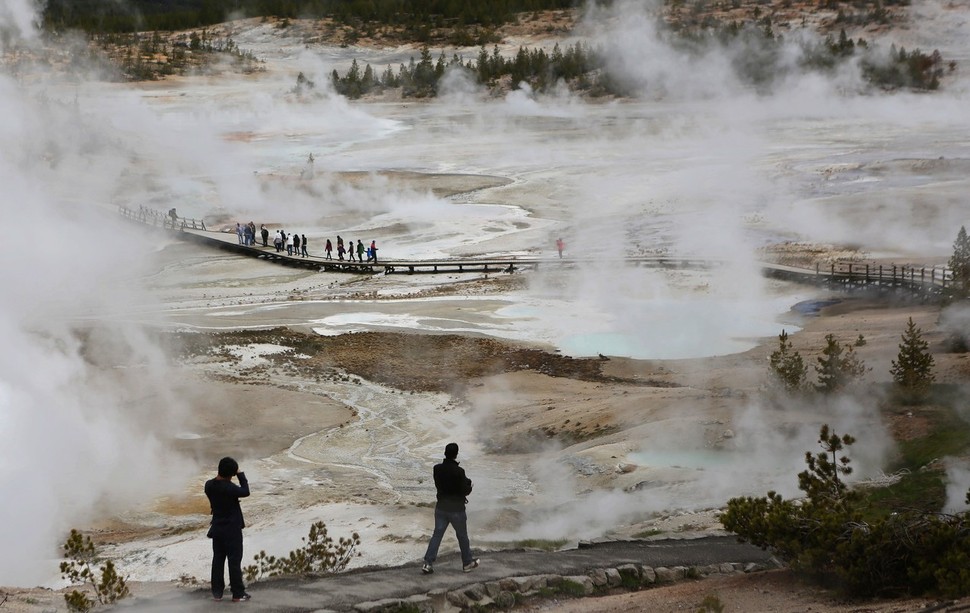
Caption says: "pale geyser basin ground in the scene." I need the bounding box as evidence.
[144,240,809,360]
[21,14,970,592]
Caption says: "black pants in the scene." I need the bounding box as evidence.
[211,529,245,598]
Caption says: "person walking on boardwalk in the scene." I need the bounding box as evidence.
[274,230,282,252]
[205,457,251,602]
[348,239,357,262]
[337,241,345,261]
[421,443,479,575]
[260,225,269,247]
[357,240,365,263]
[556,237,564,259]
[325,238,333,260]
[370,240,378,264]
[286,231,294,256]
[293,233,301,256]
[301,234,308,257]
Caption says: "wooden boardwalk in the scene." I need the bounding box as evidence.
[121,206,955,301]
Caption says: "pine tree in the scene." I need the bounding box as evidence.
[815,334,867,393]
[948,225,970,299]
[891,317,935,395]
[769,329,807,391]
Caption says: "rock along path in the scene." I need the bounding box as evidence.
[122,537,775,612]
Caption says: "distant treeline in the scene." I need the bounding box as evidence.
[43,0,584,33]
[327,43,613,99]
[327,25,948,100]
[679,21,949,91]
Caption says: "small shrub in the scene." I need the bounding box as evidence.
[768,329,807,391]
[697,594,725,613]
[558,579,589,597]
[722,424,970,598]
[244,521,361,582]
[815,334,867,393]
[948,225,970,300]
[510,538,569,551]
[890,317,935,400]
[619,571,640,589]
[59,529,130,612]
[633,528,663,538]
[494,590,516,609]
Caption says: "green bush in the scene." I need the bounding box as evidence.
[697,594,725,613]
[891,317,935,399]
[768,329,807,391]
[59,529,130,612]
[244,521,361,582]
[722,425,970,598]
[815,334,867,393]
[948,225,970,300]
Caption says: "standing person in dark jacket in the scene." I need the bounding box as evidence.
[421,443,479,574]
[204,457,251,602]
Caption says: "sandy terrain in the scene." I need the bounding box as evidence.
[3,293,963,612]
[525,569,963,613]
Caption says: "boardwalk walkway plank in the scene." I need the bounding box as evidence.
[121,206,953,301]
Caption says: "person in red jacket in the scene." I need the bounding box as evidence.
[204,457,251,602]
[421,443,479,574]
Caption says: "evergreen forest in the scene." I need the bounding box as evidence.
[40,0,950,95]
[43,0,581,34]
[327,28,946,100]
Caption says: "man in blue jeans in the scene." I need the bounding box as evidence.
[205,457,251,602]
[422,443,479,574]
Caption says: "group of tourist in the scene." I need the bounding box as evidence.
[272,229,310,258]
[234,222,260,247]
[323,235,379,264]
[231,222,379,263]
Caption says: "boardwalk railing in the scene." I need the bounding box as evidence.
[813,261,952,290]
[762,260,953,301]
[116,206,955,301]
[118,205,206,231]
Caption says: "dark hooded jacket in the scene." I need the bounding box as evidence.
[433,458,472,512]
[205,473,250,535]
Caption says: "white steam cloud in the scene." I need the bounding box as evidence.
[0,6,197,585]
[1,0,966,585]
[0,0,39,43]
